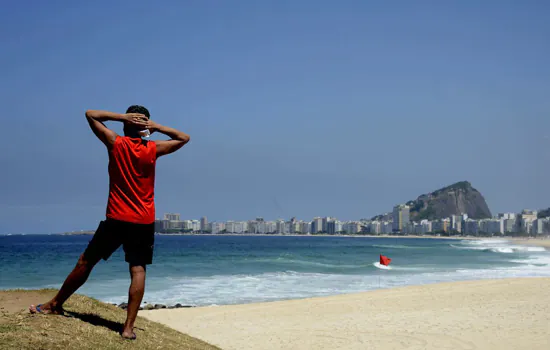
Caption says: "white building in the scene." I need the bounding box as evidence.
[381,221,393,234]
[164,213,180,221]
[519,210,538,233]
[451,215,463,233]
[479,218,503,234]
[343,222,361,234]
[499,213,516,220]
[276,220,287,234]
[209,222,225,234]
[369,221,381,234]
[420,220,432,234]
[225,221,247,233]
[265,221,277,233]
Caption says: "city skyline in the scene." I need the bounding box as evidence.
[156,205,549,236]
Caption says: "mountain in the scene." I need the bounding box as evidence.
[372,181,492,222]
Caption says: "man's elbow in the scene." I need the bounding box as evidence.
[85,110,94,119]
[181,134,191,144]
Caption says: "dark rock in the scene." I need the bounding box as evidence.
[372,181,492,222]
[139,307,143,311]
[118,302,128,309]
[175,303,183,308]
[154,304,167,309]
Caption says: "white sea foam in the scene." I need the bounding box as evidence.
[370,244,427,250]
[95,257,550,306]
[452,240,546,253]
[77,238,550,306]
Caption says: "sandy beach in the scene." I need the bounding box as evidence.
[142,278,550,350]
[512,238,550,248]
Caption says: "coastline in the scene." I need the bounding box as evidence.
[155,233,483,240]
[510,237,550,248]
[60,230,480,239]
[142,277,550,350]
[59,231,550,246]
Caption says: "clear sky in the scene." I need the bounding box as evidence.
[1,1,549,234]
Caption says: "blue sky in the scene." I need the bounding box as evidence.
[1,1,549,234]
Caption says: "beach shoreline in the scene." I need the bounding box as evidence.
[58,231,550,245]
[155,232,483,240]
[142,277,550,350]
[510,237,550,248]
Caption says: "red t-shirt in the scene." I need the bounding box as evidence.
[106,136,157,224]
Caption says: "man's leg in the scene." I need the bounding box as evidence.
[121,264,146,339]
[30,253,100,314]
[30,220,118,315]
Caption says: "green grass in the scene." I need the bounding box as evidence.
[0,289,220,350]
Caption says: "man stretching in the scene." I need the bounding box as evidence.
[30,105,190,340]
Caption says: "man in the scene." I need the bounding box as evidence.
[30,105,190,340]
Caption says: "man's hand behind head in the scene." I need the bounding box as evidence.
[124,113,149,127]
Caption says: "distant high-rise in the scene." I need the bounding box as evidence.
[200,216,208,232]
[392,205,410,232]
[301,221,311,234]
[312,217,323,233]
[451,215,463,233]
[322,217,332,232]
[164,213,180,221]
[517,210,537,233]
[276,220,286,234]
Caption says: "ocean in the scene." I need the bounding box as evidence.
[1,234,549,306]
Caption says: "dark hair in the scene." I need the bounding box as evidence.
[126,105,150,118]
[124,105,150,137]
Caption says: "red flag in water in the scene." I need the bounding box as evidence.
[380,255,392,266]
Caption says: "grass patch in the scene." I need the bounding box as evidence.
[0,289,220,350]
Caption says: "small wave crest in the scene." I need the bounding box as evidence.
[451,240,546,254]
[250,257,369,269]
[370,244,427,250]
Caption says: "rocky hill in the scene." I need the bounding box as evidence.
[372,181,492,222]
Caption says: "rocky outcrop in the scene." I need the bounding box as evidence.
[115,302,194,311]
[372,181,492,222]
[407,181,492,221]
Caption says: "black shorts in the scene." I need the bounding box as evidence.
[83,218,155,266]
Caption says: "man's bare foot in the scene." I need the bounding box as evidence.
[29,302,64,315]
[121,330,137,340]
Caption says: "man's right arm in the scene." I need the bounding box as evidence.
[151,123,191,158]
[85,110,147,148]
[85,110,124,148]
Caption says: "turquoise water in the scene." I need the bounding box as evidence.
[1,235,549,306]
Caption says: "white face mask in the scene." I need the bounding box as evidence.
[138,129,151,138]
